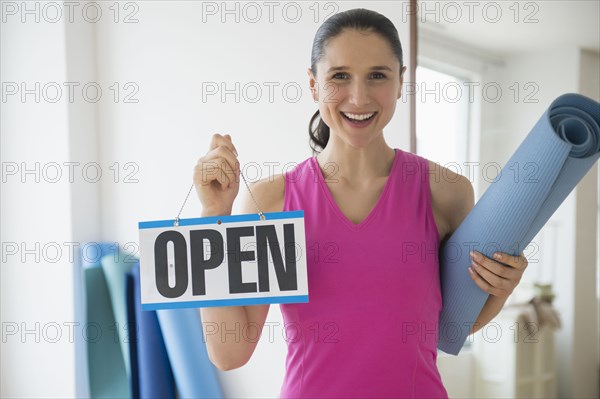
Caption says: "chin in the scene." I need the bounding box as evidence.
[338,133,378,149]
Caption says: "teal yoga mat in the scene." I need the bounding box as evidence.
[157,309,223,398]
[84,264,130,398]
[100,251,137,377]
[438,93,600,355]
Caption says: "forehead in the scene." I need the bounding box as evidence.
[318,29,398,71]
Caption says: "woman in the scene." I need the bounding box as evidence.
[194,8,528,398]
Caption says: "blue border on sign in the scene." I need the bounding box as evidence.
[141,294,309,310]
[139,210,304,229]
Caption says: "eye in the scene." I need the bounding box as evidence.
[332,72,350,80]
[371,72,387,79]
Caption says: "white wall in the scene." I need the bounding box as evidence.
[1,3,104,395]
[1,1,412,397]
[1,11,75,398]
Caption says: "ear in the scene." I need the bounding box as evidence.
[307,68,318,102]
[397,65,407,99]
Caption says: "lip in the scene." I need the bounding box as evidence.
[339,111,378,128]
[341,111,378,115]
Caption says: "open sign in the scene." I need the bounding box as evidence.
[138,211,308,310]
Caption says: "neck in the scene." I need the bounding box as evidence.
[315,134,396,183]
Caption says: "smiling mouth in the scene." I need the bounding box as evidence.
[340,112,377,122]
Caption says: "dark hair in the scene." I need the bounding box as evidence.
[308,8,404,154]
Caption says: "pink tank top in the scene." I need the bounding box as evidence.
[280,148,448,398]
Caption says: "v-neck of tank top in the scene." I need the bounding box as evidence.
[310,148,400,232]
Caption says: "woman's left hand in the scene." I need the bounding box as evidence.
[468,251,529,299]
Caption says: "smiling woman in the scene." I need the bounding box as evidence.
[305,29,402,172]
[196,7,529,399]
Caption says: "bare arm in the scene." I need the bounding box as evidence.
[200,296,270,371]
[199,187,272,370]
[196,138,285,369]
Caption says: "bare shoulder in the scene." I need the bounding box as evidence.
[427,160,474,239]
[240,173,286,214]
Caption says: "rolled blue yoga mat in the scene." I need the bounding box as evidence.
[129,262,176,399]
[438,93,600,355]
[157,308,223,398]
[81,242,131,398]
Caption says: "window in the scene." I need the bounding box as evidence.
[416,65,471,179]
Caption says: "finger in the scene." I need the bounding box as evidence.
[217,159,238,190]
[470,259,509,291]
[468,266,500,296]
[209,133,238,157]
[215,166,231,191]
[212,145,240,173]
[205,145,240,173]
[211,163,239,191]
[204,168,230,191]
[492,251,528,270]
[469,251,518,279]
[196,158,229,188]
[515,252,529,269]
[197,154,238,189]
[212,156,239,189]
[223,134,239,156]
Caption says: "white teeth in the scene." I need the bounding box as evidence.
[343,112,375,121]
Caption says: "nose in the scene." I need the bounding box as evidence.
[348,80,371,108]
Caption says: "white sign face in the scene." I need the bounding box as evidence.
[138,211,308,310]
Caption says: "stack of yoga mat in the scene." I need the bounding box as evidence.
[80,243,223,398]
[438,93,600,354]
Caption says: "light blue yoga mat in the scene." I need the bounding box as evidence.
[81,242,119,268]
[157,308,223,398]
[438,93,600,355]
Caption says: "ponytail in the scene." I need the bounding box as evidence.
[308,109,330,155]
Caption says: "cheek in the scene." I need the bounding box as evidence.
[372,86,397,108]
[317,85,344,124]
[319,83,344,109]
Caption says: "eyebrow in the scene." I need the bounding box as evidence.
[327,65,393,73]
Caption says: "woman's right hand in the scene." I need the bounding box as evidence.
[194,133,240,216]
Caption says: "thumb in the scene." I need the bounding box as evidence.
[224,134,239,156]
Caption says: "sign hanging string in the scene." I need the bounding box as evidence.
[174,168,266,226]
